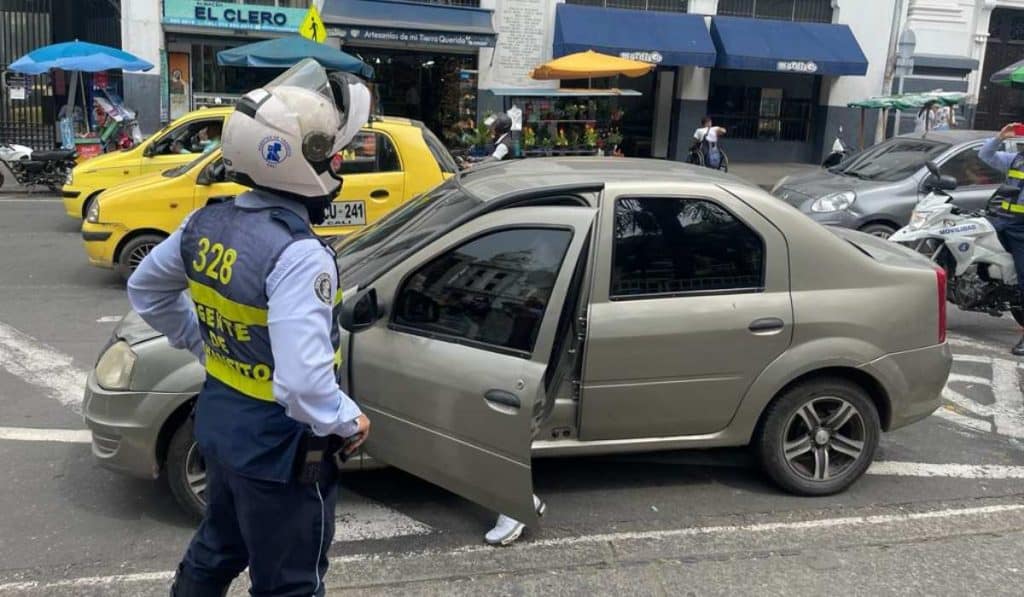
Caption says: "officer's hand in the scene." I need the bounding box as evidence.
[999,123,1021,141]
[345,415,370,455]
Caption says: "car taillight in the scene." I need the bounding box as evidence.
[935,267,947,343]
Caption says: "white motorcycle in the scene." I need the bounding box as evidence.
[890,161,1024,326]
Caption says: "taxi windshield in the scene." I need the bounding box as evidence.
[333,179,481,288]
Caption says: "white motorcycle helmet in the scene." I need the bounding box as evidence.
[222,58,371,201]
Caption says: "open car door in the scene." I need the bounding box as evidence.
[345,206,596,524]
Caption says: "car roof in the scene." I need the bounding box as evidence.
[892,129,998,144]
[457,158,748,199]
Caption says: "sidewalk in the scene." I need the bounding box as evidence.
[728,162,817,191]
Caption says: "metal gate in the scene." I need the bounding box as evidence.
[976,8,1024,132]
[0,0,56,150]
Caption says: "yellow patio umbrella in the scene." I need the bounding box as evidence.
[529,50,654,80]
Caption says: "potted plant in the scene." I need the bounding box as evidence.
[555,127,569,149]
[523,126,536,150]
[606,130,623,157]
[583,124,598,153]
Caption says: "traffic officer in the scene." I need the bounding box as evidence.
[126,58,372,595]
[980,122,1024,355]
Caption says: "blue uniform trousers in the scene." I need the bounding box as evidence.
[992,215,1024,293]
[175,454,338,597]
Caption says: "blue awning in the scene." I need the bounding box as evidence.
[553,4,716,68]
[710,16,867,76]
[322,0,495,49]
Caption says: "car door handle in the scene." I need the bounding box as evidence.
[749,317,785,334]
[370,189,389,199]
[484,390,520,410]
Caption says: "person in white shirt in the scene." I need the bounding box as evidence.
[692,116,726,169]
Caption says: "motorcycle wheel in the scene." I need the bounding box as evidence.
[1012,308,1024,328]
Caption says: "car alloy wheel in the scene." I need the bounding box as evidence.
[756,378,879,496]
[127,241,156,270]
[184,441,207,506]
[782,396,866,482]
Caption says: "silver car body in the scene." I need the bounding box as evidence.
[773,130,1022,236]
[83,158,952,523]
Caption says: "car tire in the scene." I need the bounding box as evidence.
[1012,308,1024,328]
[116,234,165,282]
[756,378,880,496]
[858,223,898,239]
[166,418,206,522]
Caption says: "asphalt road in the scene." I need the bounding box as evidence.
[1,194,1023,595]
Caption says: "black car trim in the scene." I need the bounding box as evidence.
[82,230,112,242]
[62,190,81,198]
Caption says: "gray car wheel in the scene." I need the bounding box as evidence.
[116,234,164,282]
[757,378,880,496]
[858,223,898,239]
[167,419,206,521]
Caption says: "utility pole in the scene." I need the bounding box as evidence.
[877,0,906,144]
[894,29,917,136]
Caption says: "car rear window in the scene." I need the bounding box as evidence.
[419,125,458,174]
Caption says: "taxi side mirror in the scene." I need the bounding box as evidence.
[143,144,156,158]
[341,288,379,333]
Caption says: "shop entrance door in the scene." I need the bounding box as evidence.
[977,8,1024,131]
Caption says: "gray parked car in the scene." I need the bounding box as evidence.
[772,130,1022,238]
[84,159,952,523]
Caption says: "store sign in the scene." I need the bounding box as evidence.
[776,60,819,73]
[331,27,494,48]
[163,0,308,33]
[620,51,663,64]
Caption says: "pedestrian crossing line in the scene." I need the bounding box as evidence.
[0,321,87,413]
[0,426,91,443]
[867,461,1024,479]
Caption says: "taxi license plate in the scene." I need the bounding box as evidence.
[321,201,366,226]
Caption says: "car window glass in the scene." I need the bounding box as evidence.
[837,138,950,182]
[393,228,573,354]
[336,131,400,175]
[611,197,764,298]
[154,119,222,156]
[941,147,1002,187]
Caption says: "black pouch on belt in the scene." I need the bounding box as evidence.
[296,433,330,485]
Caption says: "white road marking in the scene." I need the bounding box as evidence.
[336,495,432,542]
[96,315,122,323]
[867,461,1024,479]
[0,321,87,413]
[2,503,1020,593]
[932,405,993,433]
[936,350,1024,439]
[0,426,91,443]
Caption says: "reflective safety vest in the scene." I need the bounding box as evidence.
[181,200,342,402]
[997,153,1024,217]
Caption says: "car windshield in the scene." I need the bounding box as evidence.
[162,153,209,178]
[833,138,950,182]
[332,179,482,288]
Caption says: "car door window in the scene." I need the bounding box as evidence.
[941,147,1002,187]
[611,197,764,298]
[152,118,223,156]
[393,228,574,354]
[336,131,401,175]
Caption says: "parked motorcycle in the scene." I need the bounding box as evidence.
[821,126,849,168]
[890,160,1024,326]
[0,142,77,192]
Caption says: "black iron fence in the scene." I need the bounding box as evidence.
[1,0,56,149]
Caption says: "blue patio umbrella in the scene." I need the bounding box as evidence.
[8,39,153,75]
[217,37,374,79]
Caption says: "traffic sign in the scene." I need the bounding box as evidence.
[299,4,326,43]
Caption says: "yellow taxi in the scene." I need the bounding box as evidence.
[63,107,234,219]
[81,117,457,280]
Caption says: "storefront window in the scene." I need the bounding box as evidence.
[566,0,688,12]
[706,70,818,142]
[190,41,280,103]
[717,0,832,23]
[347,47,477,149]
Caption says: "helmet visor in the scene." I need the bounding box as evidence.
[264,58,336,107]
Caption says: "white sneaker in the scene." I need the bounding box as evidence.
[484,495,546,546]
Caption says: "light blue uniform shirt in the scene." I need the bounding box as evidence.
[979,136,1015,173]
[127,191,362,438]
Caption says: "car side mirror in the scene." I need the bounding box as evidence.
[395,289,439,324]
[340,288,379,333]
[143,144,156,158]
[924,174,957,192]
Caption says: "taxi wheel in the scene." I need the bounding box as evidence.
[756,378,879,496]
[166,419,206,522]
[117,234,164,282]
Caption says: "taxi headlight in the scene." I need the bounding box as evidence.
[810,191,856,213]
[86,199,100,223]
[65,169,73,185]
[95,340,136,390]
